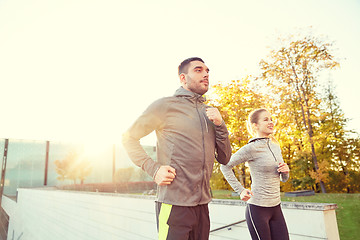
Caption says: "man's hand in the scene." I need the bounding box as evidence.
[240,189,253,201]
[154,166,176,186]
[277,162,290,173]
[206,107,223,126]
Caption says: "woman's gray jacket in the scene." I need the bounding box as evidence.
[220,137,289,207]
[122,87,232,206]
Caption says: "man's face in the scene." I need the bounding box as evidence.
[180,60,209,95]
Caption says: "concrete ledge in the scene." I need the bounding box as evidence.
[281,201,337,211]
[211,198,337,211]
[285,190,315,197]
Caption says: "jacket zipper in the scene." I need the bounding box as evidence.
[267,138,277,162]
[203,115,209,133]
[195,99,206,204]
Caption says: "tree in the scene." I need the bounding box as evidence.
[259,35,339,193]
[318,80,360,192]
[115,167,135,182]
[208,77,264,190]
[54,151,92,184]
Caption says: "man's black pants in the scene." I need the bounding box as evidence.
[155,202,210,240]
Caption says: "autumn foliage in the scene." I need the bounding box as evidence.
[209,35,360,193]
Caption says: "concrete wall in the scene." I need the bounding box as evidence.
[2,189,340,240]
[210,199,340,240]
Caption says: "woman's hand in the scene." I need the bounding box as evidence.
[240,189,253,201]
[277,162,290,173]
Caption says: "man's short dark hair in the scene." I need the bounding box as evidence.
[178,57,204,75]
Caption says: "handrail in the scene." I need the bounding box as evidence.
[209,219,246,233]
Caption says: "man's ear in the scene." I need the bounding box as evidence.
[179,73,186,85]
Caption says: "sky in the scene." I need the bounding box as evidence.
[0,0,359,146]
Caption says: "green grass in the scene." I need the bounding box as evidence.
[212,190,360,240]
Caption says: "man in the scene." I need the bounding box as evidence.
[122,57,231,240]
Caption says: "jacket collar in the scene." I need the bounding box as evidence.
[248,137,270,144]
[174,87,206,103]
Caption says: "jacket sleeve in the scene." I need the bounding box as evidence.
[278,148,290,182]
[220,145,252,194]
[122,99,165,178]
[280,172,289,182]
[214,121,232,165]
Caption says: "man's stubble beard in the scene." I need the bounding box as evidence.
[185,76,208,96]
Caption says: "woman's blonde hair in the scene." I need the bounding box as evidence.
[247,108,278,144]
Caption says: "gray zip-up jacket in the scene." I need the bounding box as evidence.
[122,87,232,206]
[220,138,289,207]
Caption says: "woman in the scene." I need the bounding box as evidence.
[220,108,290,240]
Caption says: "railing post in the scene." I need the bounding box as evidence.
[0,139,9,207]
[112,144,116,183]
[44,141,50,186]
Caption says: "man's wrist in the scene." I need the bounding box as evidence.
[152,166,160,180]
[215,120,224,127]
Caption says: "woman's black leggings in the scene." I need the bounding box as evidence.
[245,204,289,240]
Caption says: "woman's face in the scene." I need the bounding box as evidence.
[254,111,274,137]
